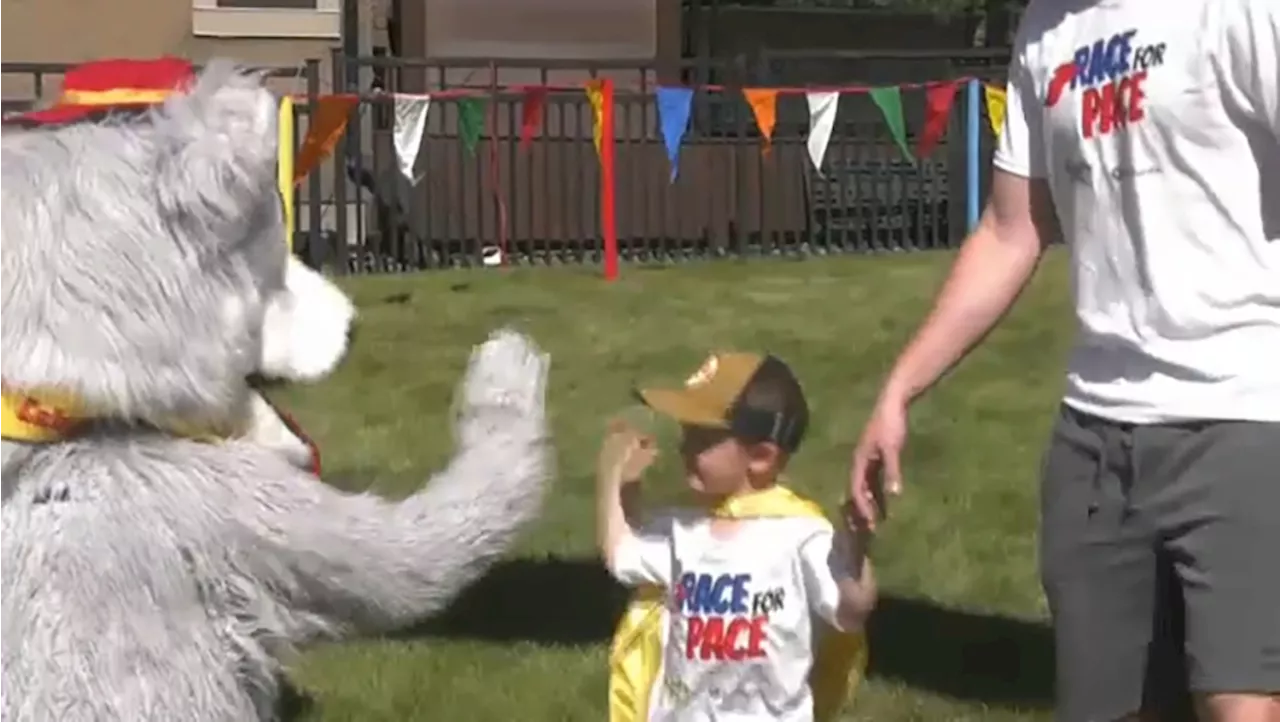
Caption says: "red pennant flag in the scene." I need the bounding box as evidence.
[916,81,960,160]
[520,86,547,151]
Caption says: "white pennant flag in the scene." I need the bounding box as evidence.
[392,93,432,184]
[805,91,840,173]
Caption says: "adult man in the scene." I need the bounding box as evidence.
[848,1,1280,720]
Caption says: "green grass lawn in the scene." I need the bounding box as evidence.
[276,248,1076,721]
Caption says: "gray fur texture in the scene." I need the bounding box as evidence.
[2,60,286,429]
[1,61,554,721]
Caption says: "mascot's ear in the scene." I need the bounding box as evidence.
[152,59,282,254]
[259,256,357,382]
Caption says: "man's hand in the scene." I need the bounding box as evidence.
[598,418,658,486]
[848,394,908,531]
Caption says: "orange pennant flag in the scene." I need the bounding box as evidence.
[293,94,358,184]
[742,88,778,152]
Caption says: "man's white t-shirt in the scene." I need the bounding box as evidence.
[994,0,1280,423]
[608,513,846,721]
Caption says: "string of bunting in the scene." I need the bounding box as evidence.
[289,79,1009,186]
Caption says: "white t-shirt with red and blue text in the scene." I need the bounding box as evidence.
[995,0,1280,423]
[609,512,847,722]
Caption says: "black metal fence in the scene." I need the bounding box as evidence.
[328,50,1008,273]
[2,49,1009,274]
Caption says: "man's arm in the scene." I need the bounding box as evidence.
[879,38,1057,405]
[847,15,1057,524]
[879,171,1055,405]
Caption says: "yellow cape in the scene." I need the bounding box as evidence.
[608,485,868,722]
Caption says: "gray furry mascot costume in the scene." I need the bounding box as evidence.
[0,58,553,721]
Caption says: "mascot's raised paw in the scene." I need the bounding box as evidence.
[455,329,550,445]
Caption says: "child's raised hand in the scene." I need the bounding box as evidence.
[598,418,659,485]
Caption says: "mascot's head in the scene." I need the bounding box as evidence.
[0,58,355,441]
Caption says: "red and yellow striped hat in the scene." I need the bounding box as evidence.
[7,56,195,126]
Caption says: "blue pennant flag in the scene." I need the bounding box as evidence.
[655,86,694,182]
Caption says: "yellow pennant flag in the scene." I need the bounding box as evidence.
[585,80,606,158]
[983,85,1007,140]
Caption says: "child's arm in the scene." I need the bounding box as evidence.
[831,526,877,630]
[801,523,878,632]
[596,460,642,569]
[596,421,670,585]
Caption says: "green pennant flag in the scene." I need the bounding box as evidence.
[868,86,914,164]
[457,96,486,156]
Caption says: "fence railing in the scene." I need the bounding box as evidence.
[2,50,1010,275]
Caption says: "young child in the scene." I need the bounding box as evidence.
[598,352,876,722]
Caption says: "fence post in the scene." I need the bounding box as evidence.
[330,47,350,275]
[304,58,324,270]
[601,78,619,281]
[965,78,982,233]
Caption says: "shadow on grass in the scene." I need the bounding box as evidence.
[408,554,632,646]
[407,555,1056,709]
[865,594,1052,708]
[278,680,316,720]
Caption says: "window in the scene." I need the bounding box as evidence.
[216,0,320,7]
[192,0,341,38]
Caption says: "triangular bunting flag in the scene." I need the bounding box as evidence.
[805,91,840,172]
[293,94,358,184]
[457,96,485,157]
[984,85,1007,140]
[519,86,547,151]
[392,93,431,184]
[916,81,958,160]
[868,86,914,163]
[585,79,608,158]
[655,86,694,181]
[742,88,778,153]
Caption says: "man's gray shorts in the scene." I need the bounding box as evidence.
[1040,404,1280,721]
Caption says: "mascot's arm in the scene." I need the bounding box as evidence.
[238,329,552,634]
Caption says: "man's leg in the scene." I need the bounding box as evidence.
[1147,555,1196,722]
[1040,405,1176,722]
[1138,421,1280,722]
